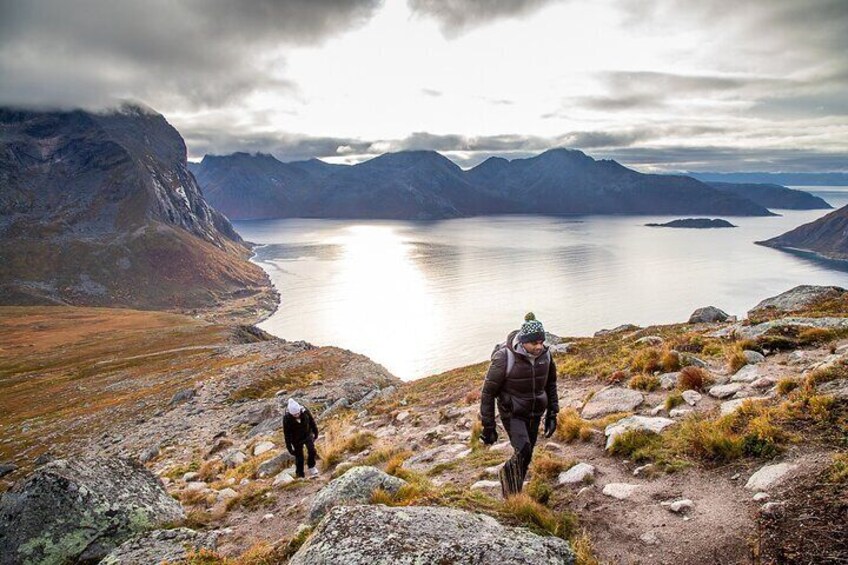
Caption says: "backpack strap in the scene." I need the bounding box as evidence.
[505,347,515,377]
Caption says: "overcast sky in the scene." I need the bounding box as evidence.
[1,0,846,171]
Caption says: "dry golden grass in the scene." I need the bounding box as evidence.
[572,529,604,565]
[725,343,749,374]
[628,373,660,392]
[660,349,681,372]
[829,452,848,483]
[678,366,710,392]
[529,452,574,480]
[316,414,376,471]
[499,493,578,539]
[665,391,684,411]
[631,347,662,373]
[776,377,800,396]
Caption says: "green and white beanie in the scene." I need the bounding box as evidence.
[517,312,545,343]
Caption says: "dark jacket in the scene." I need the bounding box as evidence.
[480,329,559,428]
[283,407,319,450]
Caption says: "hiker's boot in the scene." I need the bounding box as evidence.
[499,458,523,498]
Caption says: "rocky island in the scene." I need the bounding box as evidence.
[645,218,737,228]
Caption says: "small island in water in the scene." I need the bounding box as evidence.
[645,218,737,229]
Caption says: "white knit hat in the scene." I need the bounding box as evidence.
[287,398,303,416]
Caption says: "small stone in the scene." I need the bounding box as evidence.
[273,471,295,487]
[659,372,680,390]
[183,472,200,482]
[731,365,760,383]
[669,408,691,418]
[253,441,275,457]
[640,531,660,545]
[745,463,798,491]
[543,442,563,452]
[709,383,744,399]
[661,499,694,513]
[0,463,18,478]
[395,410,410,422]
[681,390,702,406]
[721,397,769,416]
[744,350,766,364]
[760,502,785,517]
[139,445,160,464]
[602,483,639,500]
[558,463,595,485]
[222,451,247,469]
[635,336,664,346]
[650,404,666,416]
[217,488,238,500]
[751,377,776,389]
[261,513,275,522]
[753,492,770,502]
[186,481,207,492]
[470,480,500,490]
[633,464,654,477]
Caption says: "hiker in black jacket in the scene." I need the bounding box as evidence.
[283,398,320,478]
[479,312,559,497]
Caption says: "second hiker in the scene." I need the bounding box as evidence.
[479,312,560,497]
[283,398,320,478]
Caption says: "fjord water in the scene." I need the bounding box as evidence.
[235,188,848,381]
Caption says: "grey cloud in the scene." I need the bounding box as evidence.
[407,0,560,38]
[0,0,382,109]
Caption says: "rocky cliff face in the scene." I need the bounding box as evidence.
[192,148,778,220]
[0,104,275,321]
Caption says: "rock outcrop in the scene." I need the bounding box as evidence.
[291,505,575,564]
[308,466,407,524]
[0,457,183,565]
[100,528,217,565]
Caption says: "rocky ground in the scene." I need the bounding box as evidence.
[1,285,847,564]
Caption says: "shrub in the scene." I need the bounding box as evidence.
[317,423,376,471]
[608,429,663,462]
[678,366,709,392]
[665,391,684,412]
[530,453,573,480]
[725,344,748,373]
[607,370,628,385]
[674,415,744,462]
[829,452,848,483]
[499,493,578,539]
[572,530,603,565]
[631,348,662,373]
[470,420,483,450]
[629,374,660,392]
[556,408,591,443]
[660,349,681,372]
[525,477,552,504]
[776,378,799,396]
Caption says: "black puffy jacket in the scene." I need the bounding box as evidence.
[283,407,319,450]
[480,329,559,428]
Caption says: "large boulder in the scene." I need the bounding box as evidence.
[0,457,184,565]
[581,387,644,419]
[290,505,575,564]
[308,466,406,524]
[688,306,730,324]
[748,285,845,319]
[100,528,217,564]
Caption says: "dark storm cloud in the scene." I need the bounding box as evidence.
[0,0,382,109]
[407,0,561,37]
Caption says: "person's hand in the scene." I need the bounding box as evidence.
[481,426,498,445]
[544,413,557,438]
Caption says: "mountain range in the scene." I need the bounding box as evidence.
[690,172,848,186]
[191,149,788,221]
[0,104,275,320]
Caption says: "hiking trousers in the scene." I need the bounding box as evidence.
[293,437,317,478]
[500,413,542,494]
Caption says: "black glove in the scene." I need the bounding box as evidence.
[481,426,498,445]
[544,413,557,438]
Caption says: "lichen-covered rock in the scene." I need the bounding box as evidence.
[290,505,575,564]
[308,466,406,524]
[257,452,295,478]
[688,306,730,324]
[581,387,644,419]
[100,528,217,564]
[747,285,845,318]
[0,457,184,565]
